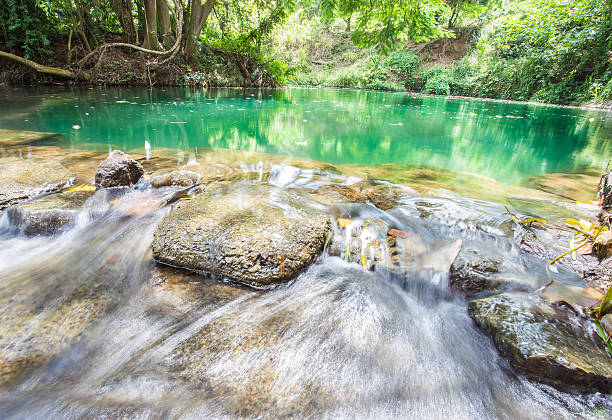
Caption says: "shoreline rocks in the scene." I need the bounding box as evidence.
[152,184,331,287]
[94,150,144,188]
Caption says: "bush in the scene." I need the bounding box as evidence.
[385,50,419,88]
[327,70,361,88]
[421,68,452,95]
[265,60,297,85]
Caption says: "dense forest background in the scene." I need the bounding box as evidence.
[0,0,610,105]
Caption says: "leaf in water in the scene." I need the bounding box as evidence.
[64,184,96,192]
[566,218,581,227]
[337,218,353,228]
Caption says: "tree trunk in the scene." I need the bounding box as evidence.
[142,0,161,50]
[157,0,172,47]
[184,0,216,64]
[111,0,138,44]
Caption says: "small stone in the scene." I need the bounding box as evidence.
[94,150,144,189]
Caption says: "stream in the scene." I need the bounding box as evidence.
[0,87,610,418]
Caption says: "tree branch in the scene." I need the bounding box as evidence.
[0,51,77,79]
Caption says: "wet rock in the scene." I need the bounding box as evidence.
[149,170,201,188]
[540,279,603,316]
[0,129,60,146]
[0,279,117,387]
[468,292,612,392]
[5,190,92,235]
[152,184,331,287]
[518,223,602,277]
[317,181,404,210]
[94,150,144,188]
[450,252,502,294]
[598,169,612,227]
[0,157,73,210]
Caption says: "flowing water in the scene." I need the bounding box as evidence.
[0,87,611,418]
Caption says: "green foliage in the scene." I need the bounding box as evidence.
[467,0,612,104]
[422,67,452,95]
[0,0,52,59]
[385,50,419,88]
[264,60,298,85]
[320,0,453,51]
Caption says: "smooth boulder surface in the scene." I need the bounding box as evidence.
[0,157,73,210]
[5,190,93,236]
[152,184,331,287]
[149,169,201,188]
[469,292,612,392]
[94,150,144,188]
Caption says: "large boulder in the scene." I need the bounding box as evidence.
[94,150,144,188]
[468,292,612,392]
[152,184,331,287]
[0,158,73,210]
[5,190,93,236]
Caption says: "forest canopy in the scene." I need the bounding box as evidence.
[0,0,610,105]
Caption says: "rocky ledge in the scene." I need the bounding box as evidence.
[0,157,74,210]
[469,292,612,393]
[152,184,331,287]
[6,190,93,235]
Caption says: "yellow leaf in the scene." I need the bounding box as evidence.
[579,219,593,232]
[565,218,581,227]
[337,218,353,228]
[64,184,96,192]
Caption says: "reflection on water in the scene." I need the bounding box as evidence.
[0,87,609,184]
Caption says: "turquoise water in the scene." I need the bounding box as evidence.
[0,87,610,183]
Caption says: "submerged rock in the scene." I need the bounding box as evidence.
[149,169,201,188]
[0,129,60,146]
[152,184,331,287]
[468,292,612,392]
[0,158,73,210]
[6,190,92,235]
[94,150,144,188]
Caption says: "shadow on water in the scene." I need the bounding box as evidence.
[0,165,609,419]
